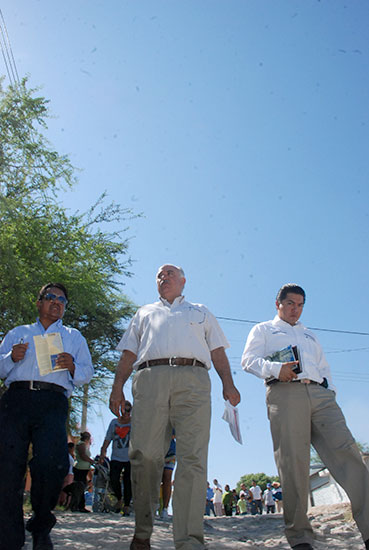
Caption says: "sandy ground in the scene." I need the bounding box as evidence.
[22,503,365,550]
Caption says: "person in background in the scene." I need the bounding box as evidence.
[250,480,263,515]
[263,483,276,514]
[100,401,132,515]
[205,482,215,516]
[73,431,95,513]
[213,481,223,516]
[0,282,94,550]
[59,442,76,506]
[237,493,247,515]
[222,485,233,516]
[160,434,176,520]
[272,482,283,513]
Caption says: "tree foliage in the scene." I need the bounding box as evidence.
[236,472,280,493]
[0,78,138,429]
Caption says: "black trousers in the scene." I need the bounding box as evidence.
[0,386,69,550]
[73,467,90,510]
[109,459,132,506]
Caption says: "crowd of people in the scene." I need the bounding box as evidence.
[1,270,369,550]
[205,479,283,517]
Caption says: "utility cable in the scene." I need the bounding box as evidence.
[217,316,369,337]
[0,9,20,87]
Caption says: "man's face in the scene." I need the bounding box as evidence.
[276,292,305,326]
[156,264,185,303]
[37,286,67,324]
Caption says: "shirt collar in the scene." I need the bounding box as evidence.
[272,315,303,329]
[36,317,63,331]
[159,295,185,308]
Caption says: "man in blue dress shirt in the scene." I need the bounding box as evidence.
[0,282,94,550]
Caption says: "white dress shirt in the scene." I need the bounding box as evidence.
[241,315,335,391]
[117,295,229,370]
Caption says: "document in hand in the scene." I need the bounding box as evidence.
[33,333,66,376]
[222,400,242,445]
[265,344,302,384]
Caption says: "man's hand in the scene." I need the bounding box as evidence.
[55,352,75,375]
[278,361,299,382]
[109,350,137,417]
[11,342,29,362]
[223,383,241,407]
[109,386,126,417]
[211,346,241,407]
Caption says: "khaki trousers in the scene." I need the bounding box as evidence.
[267,382,369,548]
[130,365,211,550]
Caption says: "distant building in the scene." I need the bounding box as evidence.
[309,454,369,508]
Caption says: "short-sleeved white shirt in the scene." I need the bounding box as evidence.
[116,295,229,370]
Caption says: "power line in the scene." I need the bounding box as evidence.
[217,316,369,337]
[0,9,20,87]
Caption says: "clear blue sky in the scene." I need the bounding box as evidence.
[2,0,369,489]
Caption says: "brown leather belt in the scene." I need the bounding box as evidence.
[137,357,206,371]
[9,381,66,394]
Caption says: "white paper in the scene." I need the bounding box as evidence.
[33,332,66,376]
[222,400,243,444]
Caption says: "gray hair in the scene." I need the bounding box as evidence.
[157,264,185,278]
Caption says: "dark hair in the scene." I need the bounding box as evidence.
[276,284,306,304]
[67,442,75,449]
[38,282,68,302]
[80,431,91,441]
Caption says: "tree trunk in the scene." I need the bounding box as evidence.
[81,384,88,431]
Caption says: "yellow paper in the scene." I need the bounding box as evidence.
[33,332,66,376]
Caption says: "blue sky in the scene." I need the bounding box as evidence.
[2,0,369,490]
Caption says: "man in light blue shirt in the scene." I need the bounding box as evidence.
[0,282,94,550]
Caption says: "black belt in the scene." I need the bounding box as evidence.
[267,378,328,388]
[137,357,206,371]
[9,381,66,394]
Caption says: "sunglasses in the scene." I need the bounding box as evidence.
[43,293,68,305]
[124,407,132,413]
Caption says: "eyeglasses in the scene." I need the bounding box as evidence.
[43,293,68,305]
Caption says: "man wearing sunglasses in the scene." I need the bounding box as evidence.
[0,282,94,550]
[241,283,369,550]
[109,264,240,550]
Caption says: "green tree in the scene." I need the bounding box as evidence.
[311,441,369,466]
[0,78,138,429]
[236,473,280,493]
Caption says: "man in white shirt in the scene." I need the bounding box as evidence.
[109,264,240,550]
[242,283,369,550]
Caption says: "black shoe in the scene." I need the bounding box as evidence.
[292,544,314,550]
[32,532,53,550]
[365,539,369,550]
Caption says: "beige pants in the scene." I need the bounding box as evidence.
[130,365,211,550]
[267,382,369,548]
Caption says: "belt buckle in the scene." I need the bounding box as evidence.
[169,357,177,367]
[301,379,310,384]
[29,380,39,391]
